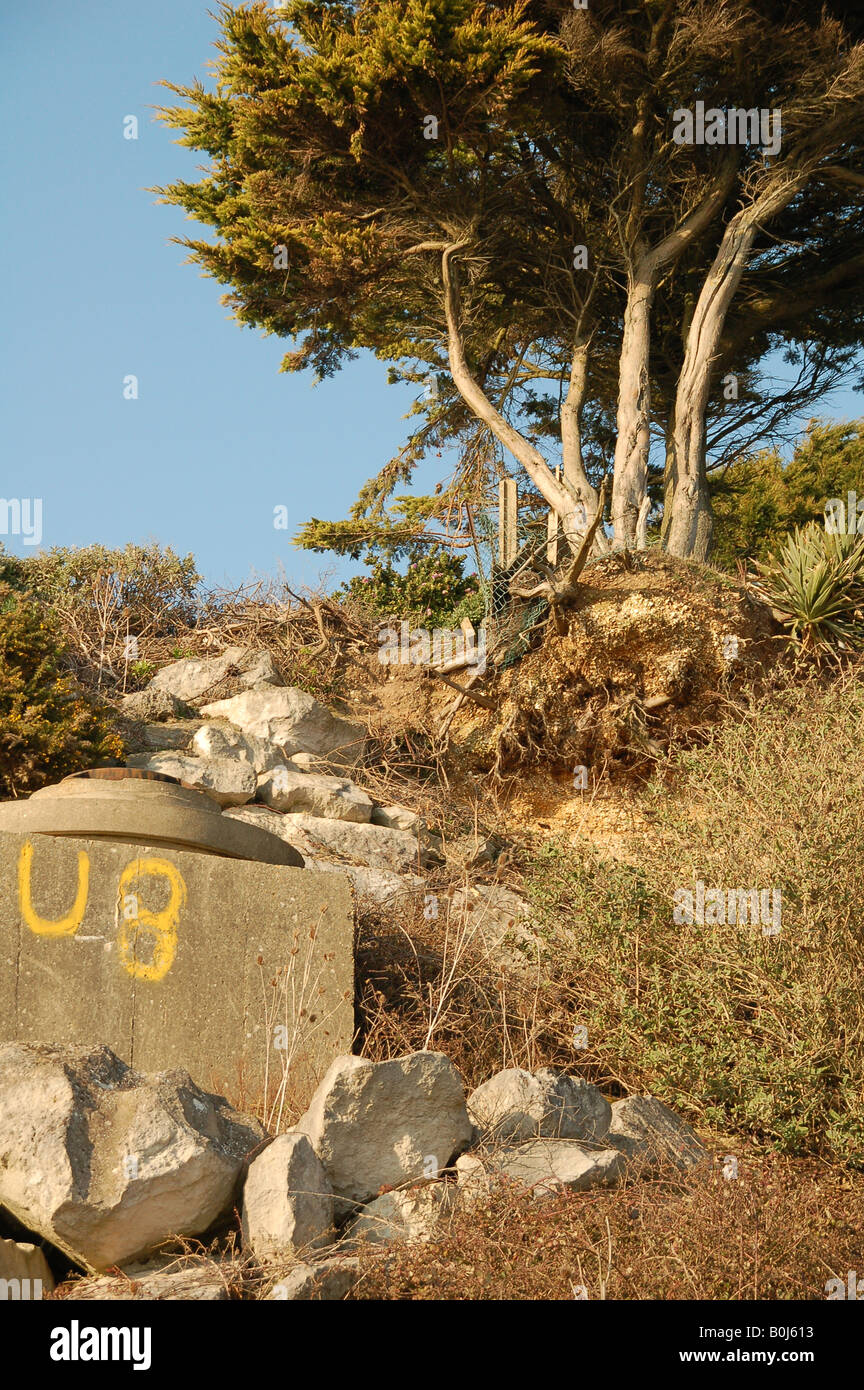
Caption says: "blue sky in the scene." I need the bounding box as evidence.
[1,1,861,590]
[0,0,436,591]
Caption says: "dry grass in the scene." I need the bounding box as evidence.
[354,877,559,1088]
[59,570,376,706]
[348,1153,864,1301]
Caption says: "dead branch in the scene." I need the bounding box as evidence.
[427,668,497,709]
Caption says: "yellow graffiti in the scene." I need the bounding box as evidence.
[18,840,90,938]
[116,858,186,983]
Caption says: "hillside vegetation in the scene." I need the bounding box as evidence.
[2,518,863,1299]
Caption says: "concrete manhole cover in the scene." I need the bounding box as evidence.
[0,769,303,866]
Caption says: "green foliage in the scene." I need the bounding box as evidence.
[0,548,29,592]
[156,0,558,380]
[129,659,157,684]
[297,491,477,562]
[20,541,202,634]
[341,545,481,627]
[527,676,864,1166]
[0,583,124,798]
[153,0,609,520]
[752,521,864,655]
[0,542,204,690]
[711,419,864,567]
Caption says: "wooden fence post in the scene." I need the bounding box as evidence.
[546,465,561,565]
[498,479,518,569]
[546,509,560,566]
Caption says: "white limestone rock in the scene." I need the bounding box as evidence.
[258,768,373,823]
[293,1052,472,1219]
[467,1068,611,1143]
[241,1134,334,1260]
[0,1043,266,1272]
[199,688,364,768]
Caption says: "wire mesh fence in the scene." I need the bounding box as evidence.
[468,499,554,670]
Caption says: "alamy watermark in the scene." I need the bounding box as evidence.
[0,1277,44,1300]
[50,1323,152,1369]
[378,620,486,674]
[0,497,42,546]
[826,1272,864,1300]
[673,882,781,935]
[824,491,864,535]
[672,102,781,156]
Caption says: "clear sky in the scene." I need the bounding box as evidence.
[1,1,861,590]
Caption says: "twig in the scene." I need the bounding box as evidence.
[427,668,496,709]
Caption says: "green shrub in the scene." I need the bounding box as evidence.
[341,546,482,628]
[129,659,157,684]
[752,521,864,655]
[526,676,864,1166]
[710,418,864,568]
[0,583,124,797]
[22,541,201,633]
[0,541,204,692]
[0,548,28,592]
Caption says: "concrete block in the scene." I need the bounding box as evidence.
[0,832,353,1105]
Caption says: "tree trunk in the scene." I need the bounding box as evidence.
[610,161,738,550]
[611,271,654,547]
[441,246,588,544]
[560,339,607,553]
[663,168,809,559]
[662,222,757,559]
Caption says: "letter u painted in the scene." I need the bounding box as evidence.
[18,840,90,937]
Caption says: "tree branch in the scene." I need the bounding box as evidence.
[440,245,573,520]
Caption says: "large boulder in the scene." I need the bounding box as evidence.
[0,1043,266,1272]
[222,809,429,898]
[293,1053,473,1218]
[126,751,256,807]
[120,688,193,723]
[223,805,324,861]
[149,647,282,706]
[467,1068,611,1144]
[199,688,364,768]
[287,814,438,874]
[607,1096,707,1171]
[258,768,373,823]
[241,1134,334,1261]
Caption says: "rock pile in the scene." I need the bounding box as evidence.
[120,648,538,966]
[123,651,427,878]
[0,1043,707,1301]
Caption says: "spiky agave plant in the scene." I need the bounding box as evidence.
[752,522,864,656]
